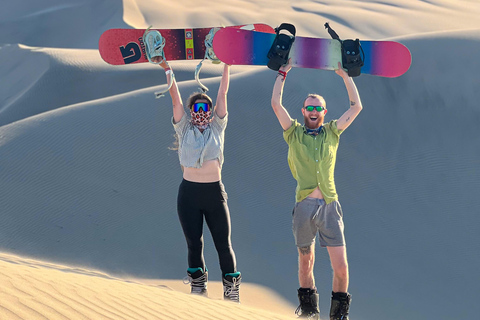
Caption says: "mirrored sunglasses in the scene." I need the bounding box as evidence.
[304,105,325,112]
[192,102,210,113]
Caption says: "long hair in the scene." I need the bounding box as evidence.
[169,92,213,151]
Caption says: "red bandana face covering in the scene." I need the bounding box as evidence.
[191,109,212,129]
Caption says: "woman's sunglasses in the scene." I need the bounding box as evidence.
[304,105,325,112]
[192,102,210,112]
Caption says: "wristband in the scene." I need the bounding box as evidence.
[165,69,172,75]
[278,70,287,80]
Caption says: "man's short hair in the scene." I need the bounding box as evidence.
[303,94,326,108]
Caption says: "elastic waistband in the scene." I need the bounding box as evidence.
[301,197,326,205]
[181,178,222,187]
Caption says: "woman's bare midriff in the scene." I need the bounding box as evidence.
[307,187,324,199]
[183,159,221,183]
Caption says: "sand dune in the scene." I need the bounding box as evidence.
[0,253,295,319]
[1,0,480,319]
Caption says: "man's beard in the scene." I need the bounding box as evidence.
[304,114,323,129]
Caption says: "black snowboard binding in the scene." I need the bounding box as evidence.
[324,22,364,77]
[267,23,296,71]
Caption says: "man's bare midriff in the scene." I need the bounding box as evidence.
[307,187,324,199]
[183,159,221,183]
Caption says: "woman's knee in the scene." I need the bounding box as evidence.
[186,236,204,251]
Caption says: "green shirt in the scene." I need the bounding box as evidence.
[283,119,343,204]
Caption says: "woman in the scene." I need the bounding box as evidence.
[144,30,241,302]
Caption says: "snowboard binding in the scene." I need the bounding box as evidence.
[325,22,364,77]
[204,27,221,64]
[143,27,167,64]
[194,27,223,93]
[143,27,175,98]
[267,23,296,71]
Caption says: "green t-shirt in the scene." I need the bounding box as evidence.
[283,119,343,204]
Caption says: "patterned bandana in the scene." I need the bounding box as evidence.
[305,125,323,135]
[191,109,212,129]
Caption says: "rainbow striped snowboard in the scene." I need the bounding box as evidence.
[212,28,411,77]
[98,24,274,65]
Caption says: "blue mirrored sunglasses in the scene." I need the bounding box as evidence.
[192,102,210,112]
[304,105,325,112]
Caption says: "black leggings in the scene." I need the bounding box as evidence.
[177,179,237,275]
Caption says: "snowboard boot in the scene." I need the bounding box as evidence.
[295,288,320,319]
[329,292,351,320]
[222,272,242,303]
[143,29,166,64]
[184,267,208,296]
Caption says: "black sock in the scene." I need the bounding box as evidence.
[332,291,349,300]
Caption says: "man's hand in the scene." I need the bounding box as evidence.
[334,62,349,79]
[280,58,293,73]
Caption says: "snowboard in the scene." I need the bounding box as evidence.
[212,28,412,77]
[99,24,274,65]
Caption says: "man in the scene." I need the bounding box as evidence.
[271,60,362,320]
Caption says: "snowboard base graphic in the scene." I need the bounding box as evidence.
[212,28,411,77]
[99,24,274,65]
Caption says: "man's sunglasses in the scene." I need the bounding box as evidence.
[304,105,326,112]
[192,102,210,112]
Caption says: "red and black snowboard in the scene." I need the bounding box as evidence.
[98,24,274,65]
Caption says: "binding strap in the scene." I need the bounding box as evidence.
[194,27,223,93]
[267,23,296,71]
[324,22,364,77]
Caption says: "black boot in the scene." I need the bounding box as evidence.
[184,267,208,296]
[295,288,320,319]
[329,292,351,320]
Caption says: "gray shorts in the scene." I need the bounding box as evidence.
[292,197,345,248]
